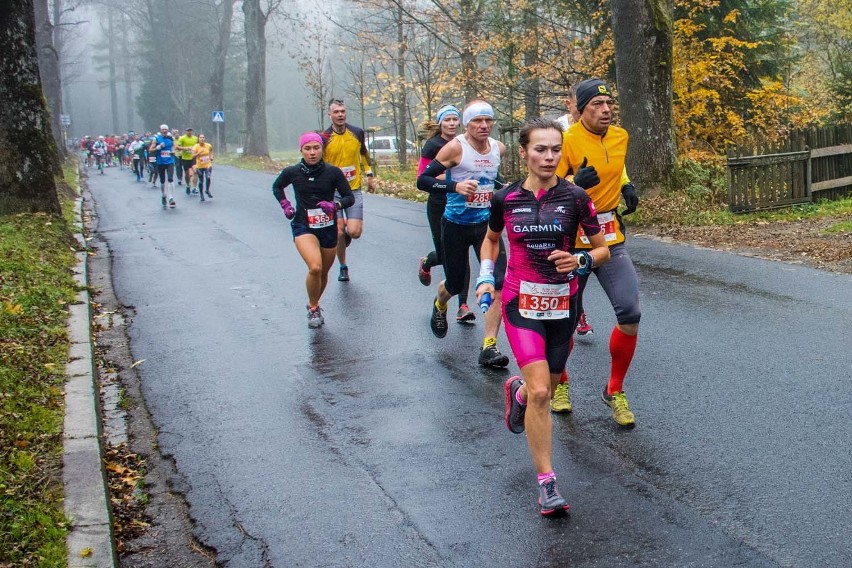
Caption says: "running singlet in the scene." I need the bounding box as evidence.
[555,121,629,248]
[193,143,213,169]
[489,179,601,302]
[321,124,372,190]
[271,161,356,228]
[444,136,501,226]
[154,135,175,165]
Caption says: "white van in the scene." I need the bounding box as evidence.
[367,136,417,165]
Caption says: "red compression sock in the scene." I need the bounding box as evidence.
[607,327,638,395]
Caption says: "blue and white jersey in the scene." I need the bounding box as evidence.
[444,135,501,225]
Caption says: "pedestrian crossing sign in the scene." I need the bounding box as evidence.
[212,111,225,123]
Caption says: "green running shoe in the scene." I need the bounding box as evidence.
[602,389,636,428]
[550,382,572,413]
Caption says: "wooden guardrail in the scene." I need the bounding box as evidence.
[727,125,852,212]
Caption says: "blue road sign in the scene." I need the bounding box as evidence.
[212,111,225,123]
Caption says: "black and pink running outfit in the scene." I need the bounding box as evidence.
[272,160,354,249]
[489,178,601,371]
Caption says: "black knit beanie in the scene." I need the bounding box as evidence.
[575,79,613,114]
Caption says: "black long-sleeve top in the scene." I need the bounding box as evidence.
[271,161,355,225]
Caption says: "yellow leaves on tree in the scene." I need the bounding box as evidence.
[673,0,827,155]
[673,3,756,152]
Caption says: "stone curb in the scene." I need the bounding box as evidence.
[63,193,117,567]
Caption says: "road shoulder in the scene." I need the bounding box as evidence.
[81,182,216,567]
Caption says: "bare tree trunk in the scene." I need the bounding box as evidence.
[342,54,367,132]
[522,8,539,120]
[53,0,66,132]
[105,9,120,133]
[458,0,482,101]
[0,0,60,215]
[118,11,134,131]
[395,3,408,165]
[611,0,676,196]
[211,0,235,153]
[242,0,269,157]
[33,0,65,160]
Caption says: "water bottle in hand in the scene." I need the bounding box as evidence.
[479,292,492,313]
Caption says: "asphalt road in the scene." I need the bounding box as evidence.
[87,164,852,567]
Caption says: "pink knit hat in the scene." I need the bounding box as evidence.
[299,132,323,149]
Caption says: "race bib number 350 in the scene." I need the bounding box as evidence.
[518,281,571,319]
[306,208,334,229]
[465,183,493,208]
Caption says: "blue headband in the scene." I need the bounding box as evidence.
[462,102,494,126]
[436,105,461,125]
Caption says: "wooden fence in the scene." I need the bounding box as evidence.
[727,124,852,212]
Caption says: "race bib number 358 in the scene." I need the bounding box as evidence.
[518,281,571,319]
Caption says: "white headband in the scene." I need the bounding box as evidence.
[462,102,494,126]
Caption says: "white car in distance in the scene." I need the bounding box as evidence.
[367,136,417,165]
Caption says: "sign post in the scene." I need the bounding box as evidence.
[212,111,224,153]
[60,114,71,145]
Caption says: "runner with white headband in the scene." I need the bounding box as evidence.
[416,104,476,323]
[417,99,510,368]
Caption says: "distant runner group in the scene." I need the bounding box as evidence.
[273,79,643,516]
[79,125,215,207]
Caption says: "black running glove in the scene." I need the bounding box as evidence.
[621,182,639,215]
[572,157,600,189]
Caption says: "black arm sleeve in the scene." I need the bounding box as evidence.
[488,188,508,232]
[416,159,456,195]
[333,169,356,209]
[272,167,295,202]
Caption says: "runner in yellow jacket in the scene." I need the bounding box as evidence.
[555,78,641,428]
[322,99,376,282]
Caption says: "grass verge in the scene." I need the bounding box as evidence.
[215,153,283,173]
[0,162,81,566]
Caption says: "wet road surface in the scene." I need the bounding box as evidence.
[87,165,852,567]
